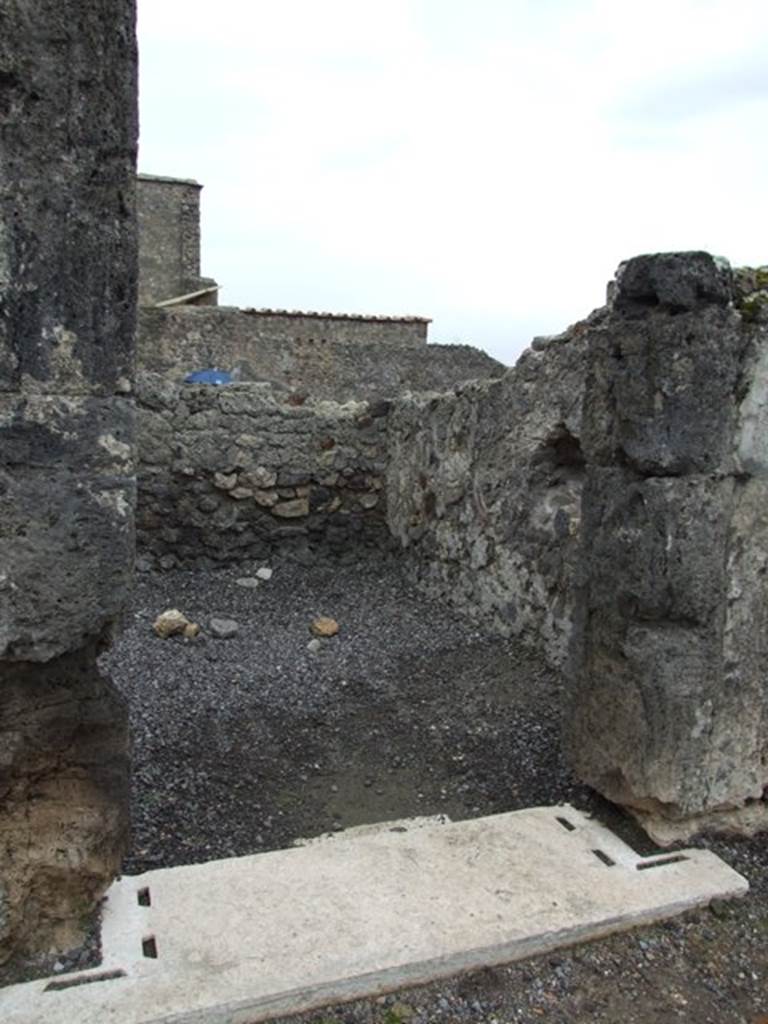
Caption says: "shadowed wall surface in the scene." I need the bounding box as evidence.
[0,0,138,961]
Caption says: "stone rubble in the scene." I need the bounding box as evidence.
[153,609,192,638]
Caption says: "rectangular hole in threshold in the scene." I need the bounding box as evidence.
[142,936,158,959]
[556,816,576,832]
[592,848,616,867]
[637,854,689,871]
[137,886,151,907]
[45,969,126,992]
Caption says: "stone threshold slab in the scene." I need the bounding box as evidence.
[0,805,748,1024]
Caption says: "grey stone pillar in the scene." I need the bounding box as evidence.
[566,252,768,844]
[0,2,138,959]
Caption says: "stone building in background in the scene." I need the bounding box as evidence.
[135,174,503,396]
[137,173,219,306]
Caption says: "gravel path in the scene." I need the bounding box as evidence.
[4,558,767,1021]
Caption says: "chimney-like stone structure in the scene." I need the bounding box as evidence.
[567,252,768,844]
[0,1,138,960]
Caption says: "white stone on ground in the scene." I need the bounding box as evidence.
[1,805,748,1024]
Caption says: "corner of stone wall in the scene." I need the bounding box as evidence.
[386,318,591,667]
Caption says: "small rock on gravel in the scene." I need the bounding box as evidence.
[153,608,190,639]
[256,567,273,581]
[311,616,339,637]
[235,577,261,589]
[209,618,239,639]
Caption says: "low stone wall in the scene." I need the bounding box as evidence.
[386,317,592,667]
[136,373,393,568]
[138,306,505,400]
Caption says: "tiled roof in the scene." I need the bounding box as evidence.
[241,307,431,324]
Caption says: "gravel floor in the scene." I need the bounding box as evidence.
[4,556,768,1021]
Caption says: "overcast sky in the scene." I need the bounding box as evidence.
[137,1,768,365]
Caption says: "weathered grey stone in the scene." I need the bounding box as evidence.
[213,471,237,491]
[209,618,239,639]
[272,497,310,518]
[0,0,138,963]
[241,466,277,489]
[580,305,747,475]
[567,253,768,843]
[1,398,136,661]
[608,251,733,314]
[254,488,280,507]
[0,12,137,396]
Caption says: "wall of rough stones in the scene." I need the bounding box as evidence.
[136,373,393,568]
[386,316,592,667]
[0,0,137,962]
[138,306,504,399]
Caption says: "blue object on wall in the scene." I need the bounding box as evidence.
[183,369,233,385]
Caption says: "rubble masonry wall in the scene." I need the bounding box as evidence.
[136,373,393,569]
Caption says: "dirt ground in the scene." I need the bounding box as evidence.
[3,558,767,1022]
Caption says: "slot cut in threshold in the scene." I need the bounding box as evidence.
[592,848,616,867]
[44,970,126,992]
[637,854,689,871]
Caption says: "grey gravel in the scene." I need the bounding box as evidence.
[3,556,767,1022]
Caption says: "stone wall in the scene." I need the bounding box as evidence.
[138,306,504,399]
[137,174,215,304]
[136,374,393,568]
[566,252,768,844]
[386,317,592,667]
[0,0,137,962]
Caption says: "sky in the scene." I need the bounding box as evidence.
[137,0,768,365]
